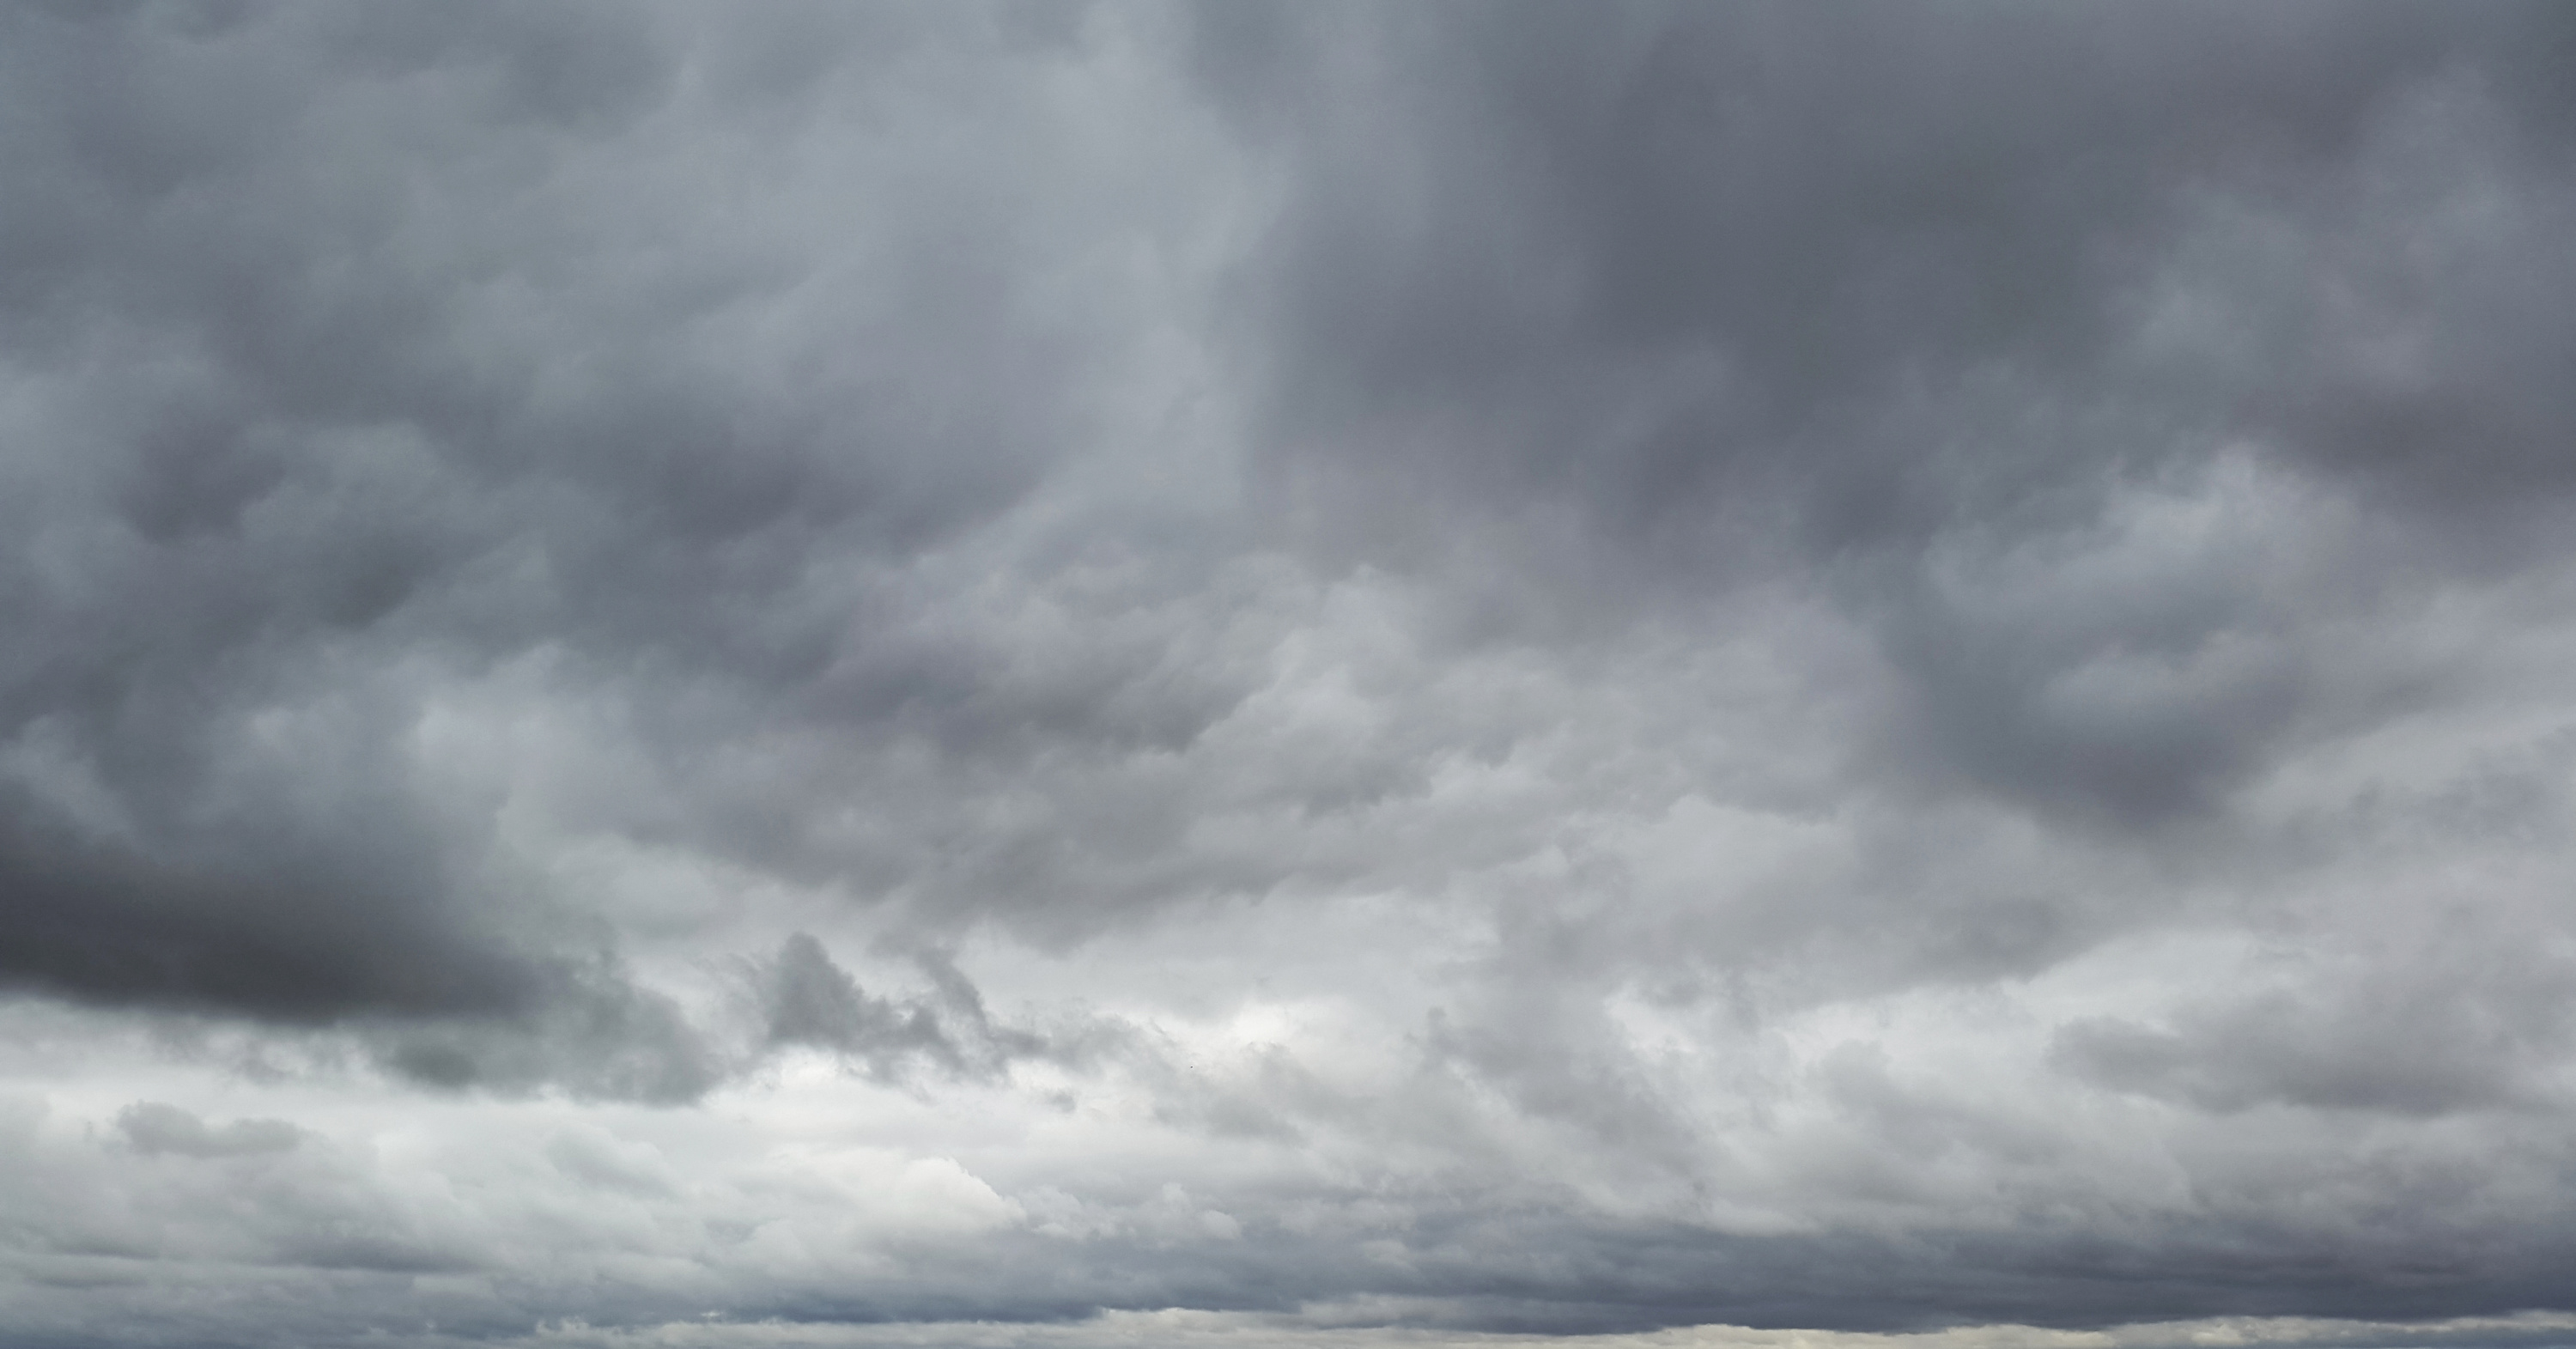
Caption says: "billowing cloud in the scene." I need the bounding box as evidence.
[6,2,2576,1346]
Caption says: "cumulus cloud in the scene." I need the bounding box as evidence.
[7,1,2576,1345]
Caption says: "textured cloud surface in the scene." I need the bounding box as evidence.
[8,3,2576,1346]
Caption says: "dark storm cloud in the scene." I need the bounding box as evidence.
[0,0,1153,1041]
[364,957,724,1103]
[1206,0,2576,518]
[1157,0,2576,1330]
[9,1,2576,1345]
[1202,0,2576,825]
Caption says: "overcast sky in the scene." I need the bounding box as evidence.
[8,3,2576,1346]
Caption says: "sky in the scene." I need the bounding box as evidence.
[5,3,2576,1346]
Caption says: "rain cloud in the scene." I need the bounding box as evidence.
[6,3,2576,1346]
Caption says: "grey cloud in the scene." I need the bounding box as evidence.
[318,932,1097,1103]
[0,789,538,1022]
[2052,936,2576,1116]
[762,932,953,1064]
[6,1028,2576,1346]
[754,932,1062,1085]
[1202,0,2576,827]
[3,1095,478,1300]
[0,0,1186,1037]
[114,1100,302,1158]
[1206,3,2354,502]
[9,1,2576,1344]
[366,957,725,1104]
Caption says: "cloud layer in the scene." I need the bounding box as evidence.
[7,3,2576,1346]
